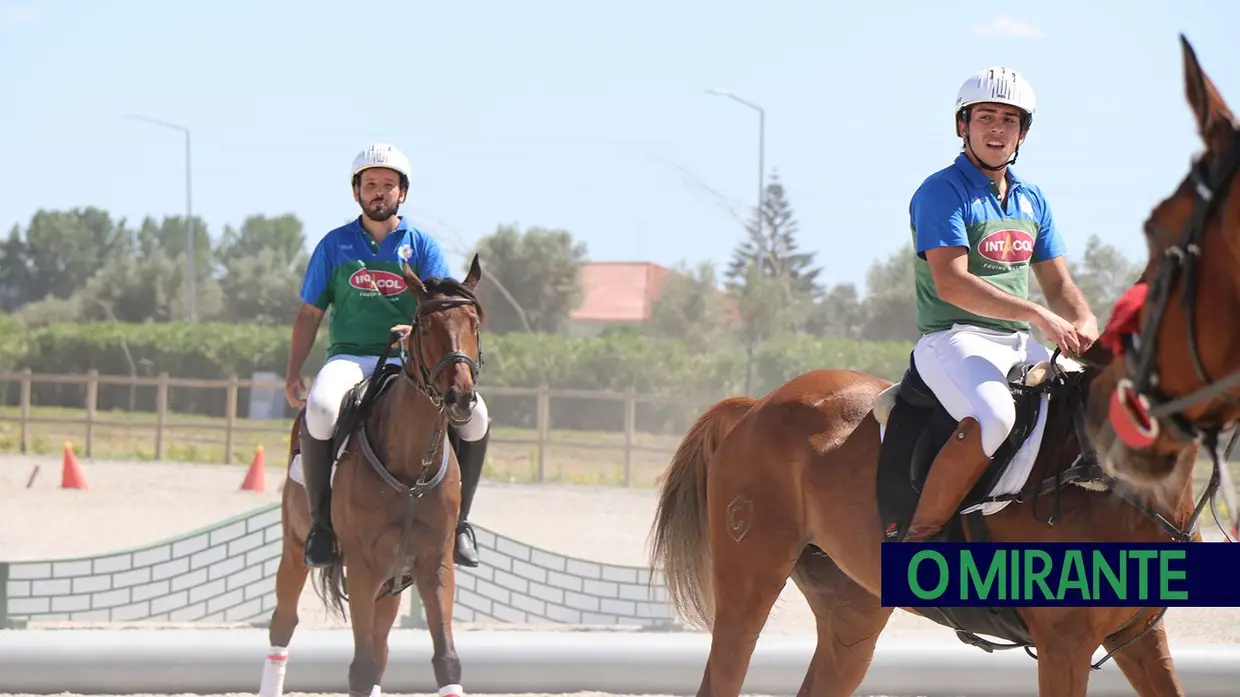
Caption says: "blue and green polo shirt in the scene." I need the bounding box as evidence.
[908,152,1066,335]
[300,216,452,358]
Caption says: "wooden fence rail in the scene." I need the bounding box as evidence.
[0,369,710,486]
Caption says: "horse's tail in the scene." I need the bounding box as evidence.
[312,557,349,622]
[648,395,757,631]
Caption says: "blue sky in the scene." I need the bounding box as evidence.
[2,0,1238,291]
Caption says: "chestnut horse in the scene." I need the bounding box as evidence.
[648,39,1229,697]
[259,255,485,697]
[1081,38,1240,498]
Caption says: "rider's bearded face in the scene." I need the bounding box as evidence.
[959,103,1027,169]
[353,168,406,222]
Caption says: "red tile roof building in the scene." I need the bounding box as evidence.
[568,261,738,335]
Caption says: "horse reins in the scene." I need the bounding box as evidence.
[400,295,485,409]
[1072,128,1240,669]
[353,290,483,598]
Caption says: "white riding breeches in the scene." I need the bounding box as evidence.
[911,323,1052,458]
[304,353,490,443]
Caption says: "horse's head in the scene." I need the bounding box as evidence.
[399,253,485,425]
[1082,35,1240,489]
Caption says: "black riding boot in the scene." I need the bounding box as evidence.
[453,424,489,567]
[300,424,338,568]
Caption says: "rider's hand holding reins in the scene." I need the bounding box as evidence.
[1032,306,1085,358]
[390,324,412,347]
[1073,313,1100,353]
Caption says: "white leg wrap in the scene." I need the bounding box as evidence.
[369,685,382,697]
[438,684,465,697]
[455,392,489,442]
[258,646,288,697]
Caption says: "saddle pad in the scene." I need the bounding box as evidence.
[877,391,1050,516]
[287,453,336,488]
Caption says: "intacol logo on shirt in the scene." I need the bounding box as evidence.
[348,269,407,296]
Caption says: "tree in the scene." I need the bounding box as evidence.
[0,225,31,311]
[470,224,587,334]
[804,282,866,339]
[728,259,796,394]
[214,213,306,271]
[0,207,133,309]
[858,243,919,342]
[83,251,224,323]
[724,171,823,299]
[721,171,824,392]
[645,259,736,353]
[133,214,213,282]
[214,214,309,324]
[1070,234,1143,323]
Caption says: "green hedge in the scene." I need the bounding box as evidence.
[0,321,328,419]
[0,319,915,433]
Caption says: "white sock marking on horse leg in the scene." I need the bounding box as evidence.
[258,646,288,697]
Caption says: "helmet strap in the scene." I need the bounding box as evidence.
[965,137,1020,171]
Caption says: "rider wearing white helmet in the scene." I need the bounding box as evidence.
[899,68,1098,542]
[285,142,491,568]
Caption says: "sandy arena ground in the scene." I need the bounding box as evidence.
[2,454,1238,696]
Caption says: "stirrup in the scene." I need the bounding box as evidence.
[454,523,479,566]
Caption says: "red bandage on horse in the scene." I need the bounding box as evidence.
[1098,282,1149,357]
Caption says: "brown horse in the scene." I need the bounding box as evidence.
[648,40,1228,697]
[259,255,485,697]
[1081,36,1240,496]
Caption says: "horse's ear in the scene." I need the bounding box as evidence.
[464,254,482,289]
[402,262,427,301]
[1181,34,1234,147]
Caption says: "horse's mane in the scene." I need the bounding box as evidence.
[420,276,484,323]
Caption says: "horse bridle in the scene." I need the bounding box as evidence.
[382,292,484,487]
[399,295,485,407]
[1084,152,1240,656]
[1113,129,1240,449]
[360,292,483,599]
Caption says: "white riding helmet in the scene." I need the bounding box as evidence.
[351,142,411,187]
[954,67,1036,131]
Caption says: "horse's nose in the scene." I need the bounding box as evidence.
[444,388,476,418]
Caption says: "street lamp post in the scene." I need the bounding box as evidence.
[706,89,805,376]
[705,89,765,234]
[125,114,196,322]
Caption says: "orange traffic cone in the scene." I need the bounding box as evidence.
[240,445,266,492]
[61,442,87,490]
